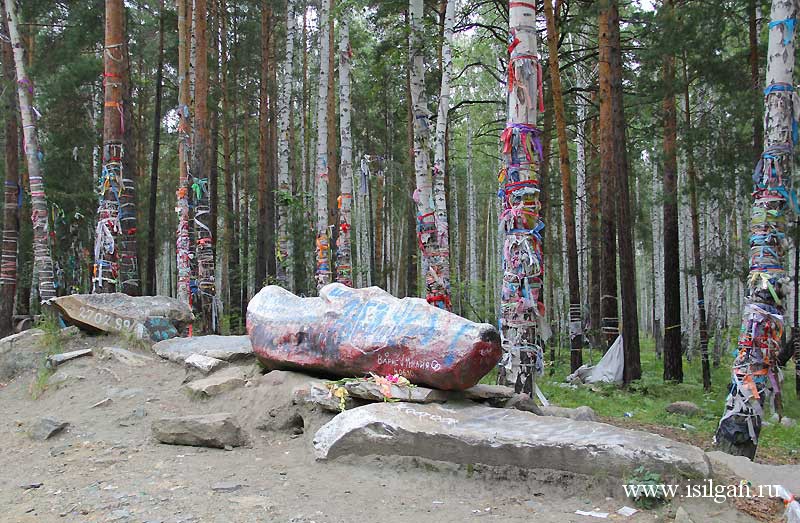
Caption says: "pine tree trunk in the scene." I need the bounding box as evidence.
[277,0,296,290]
[146,0,165,296]
[0,5,19,336]
[610,0,640,382]
[336,15,354,287]
[404,13,417,298]
[256,1,271,289]
[5,0,55,303]
[716,0,796,459]
[598,2,618,348]
[588,111,601,349]
[430,0,454,310]
[498,1,544,394]
[683,60,711,391]
[543,0,582,372]
[314,0,332,289]
[662,0,682,382]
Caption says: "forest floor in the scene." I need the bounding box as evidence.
[535,338,800,466]
[0,327,789,523]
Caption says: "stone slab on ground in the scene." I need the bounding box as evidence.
[666,401,701,417]
[151,413,246,448]
[28,417,69,441]
[0,329,45,381]
[294,382,356,412]
[47,293,193,341]
[343,380,448,403]
[706,450,800,495]
[92,346,154,367]
[459,384,515,401]
[153,335,253,364]
[185,354,227,373]
[183,367,248,398]
[314,402,711,479]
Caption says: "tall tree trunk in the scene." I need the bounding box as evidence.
[410,0,447,308]
[543,0,582,372]
[193,0,216,331]
[610,0,640,382]
[598,1,618,348]
[430,0,453,310]
[241,108,251,319]
[404,9,417,297]
[314,0,332,288]
[221,0,239,323]
[683,59,711,391]
[4,0,55,303]
[498,1,544,394]
[94,0,126,294]
[0,5,19,336]
[716,0,795,459]
[176,0,193,306]
[326,0,338,281]
[146,0,165,296]
[749,0,763,161]
[588,110,601,348]
[662,0,682,382]
[277,0,296,290]
[466,116,477,309]
[336,14,354,287]
[256,1,271,289]
[118,4,140,296]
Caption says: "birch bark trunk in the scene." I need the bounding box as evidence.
[277,0,296,290]
[336,15,354,287]
[4,0,55,303]
[314,0,332,289]
[431,0,454,310]
[716,0,796,459]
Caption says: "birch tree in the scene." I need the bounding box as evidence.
[430,0,454,309]
[466,116,477,306]
[4,0,56,303]
[498,1,545,394]
[314,0,332,288]
[336,15,354,287]
[277,0,296,290]
[716,0,796,459]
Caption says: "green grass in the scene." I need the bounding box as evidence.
[30,315,66,399]
[490,334,800,463]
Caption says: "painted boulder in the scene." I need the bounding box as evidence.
[247,284,502,391]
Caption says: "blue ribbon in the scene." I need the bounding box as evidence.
[769,18,796,46]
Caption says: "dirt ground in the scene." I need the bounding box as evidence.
[0,332,774,523]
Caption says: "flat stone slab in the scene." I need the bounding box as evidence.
[47,293,193,341]
[92,346,154,367]
[706,450,800,494]
[314,402,711,479]
[247,284,502,390]
[153,335,252,364]
[28,417,69,441]
[183,367,248,398]
[342,380,448,403]
[460,384,515,401]
[0,329,45,381]
[152,413,246,448]
[539,405,598,422]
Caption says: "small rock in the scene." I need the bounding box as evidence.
[343,380,448,403]
[211,482,242,492]
[461,384,515,401]
[503,393,542,415]
[28,417,69,441]
[294,382,355,412]
[665,401,701,417]
[185,354,226,374]
[45,349,92,369]
[674,506,695,523]
[20,482,43,490]
[118,407,147,427]
[152,413,246,449]
[153,335,253,364]
[780,417,797,428]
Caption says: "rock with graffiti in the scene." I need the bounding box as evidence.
[47,293,194,341]
[247,284,502,390]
